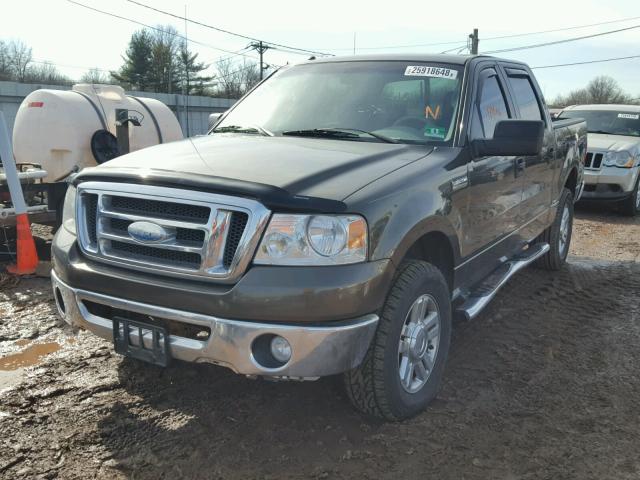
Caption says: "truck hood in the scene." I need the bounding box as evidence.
[588,133,640,154]
[94,134,433,202]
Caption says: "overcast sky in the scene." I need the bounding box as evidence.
[3,0,639,100]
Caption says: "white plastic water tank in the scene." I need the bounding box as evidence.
[12,84,183,183]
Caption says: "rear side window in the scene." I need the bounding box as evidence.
[471,73,510,139]
[508,76,543,121]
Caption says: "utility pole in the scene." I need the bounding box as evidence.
[250,41,272,80]
[469,28,479,54]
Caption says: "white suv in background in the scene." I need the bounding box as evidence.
[561,104,640,216]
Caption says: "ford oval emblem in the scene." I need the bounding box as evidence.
[127,221,176,244]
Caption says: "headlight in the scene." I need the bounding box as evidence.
[254,214,367,265]
[61,185,77,234]
[603,151,636,168]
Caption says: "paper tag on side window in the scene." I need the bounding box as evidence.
[618,113,639,120]
[404,66,458,79]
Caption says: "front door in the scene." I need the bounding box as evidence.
[461,67,523,260]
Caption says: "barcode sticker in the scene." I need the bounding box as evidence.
[404,66,458,79]
[618,113,639,119]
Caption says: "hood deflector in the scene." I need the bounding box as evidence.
[74,167,348,213]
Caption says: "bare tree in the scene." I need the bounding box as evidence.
[553,76,638,107]
[0,41,10,81]
[213,58,260,98]
[23,62,72,85]
[80,68,112,84]
[586,76,634,104]
[149,25,179,93]
[8,40,32,82]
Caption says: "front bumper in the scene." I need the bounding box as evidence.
[52,227,394,323]
[52,270,378,378]
[581,166,639,200]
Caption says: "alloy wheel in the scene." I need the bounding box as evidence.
[398,294,441,394]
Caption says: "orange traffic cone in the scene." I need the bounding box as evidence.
[7,213,39,275]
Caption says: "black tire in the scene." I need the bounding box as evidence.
[536,187,574,270]
[344,260,451,421]
[620,177,640,217]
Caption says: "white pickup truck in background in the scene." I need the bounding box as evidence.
[560,104,640,216]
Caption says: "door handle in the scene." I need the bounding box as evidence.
[515,157,526,177]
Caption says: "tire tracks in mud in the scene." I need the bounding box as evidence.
[0,251,639,477]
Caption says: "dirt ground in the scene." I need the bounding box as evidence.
[0,204,639,480]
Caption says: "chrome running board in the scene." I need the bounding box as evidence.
[456,242,550,321]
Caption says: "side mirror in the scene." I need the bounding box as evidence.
[471,120,544,157]
[208,112,225,130]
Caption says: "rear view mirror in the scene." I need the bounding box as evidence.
[472,120,544,157]
[208,112,225,130]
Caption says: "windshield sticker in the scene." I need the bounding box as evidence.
[424,127,446,139]
[425,105,442,119]
[404,66,458,79]
[618,113,639,120]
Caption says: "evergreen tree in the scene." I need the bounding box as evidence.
[113,26,216,95]
[177,41,213,95]
[112,29,153,90]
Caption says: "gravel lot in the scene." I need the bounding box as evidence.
[0,205,639,480]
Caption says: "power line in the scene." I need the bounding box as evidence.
[484,23,640,54]
[126,0,333,57]
[531,54,640,69]
[480,15,640,41]
[439,44,469,54]
[66,0,260,63]
[332,39,471,50]
[268,45,328,57]
[320,14,640,52]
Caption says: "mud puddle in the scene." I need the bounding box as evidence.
[0,340,67,391]
[0,342,62,371]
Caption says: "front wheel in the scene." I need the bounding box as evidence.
[536,187,574,270]
[344,260,451,421]
[621,177,640,217]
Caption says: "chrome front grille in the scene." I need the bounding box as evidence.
[584,152,603,170]
[76,182,271,283]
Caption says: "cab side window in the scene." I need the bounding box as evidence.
[470,71,510,140]
[508,75,544,121]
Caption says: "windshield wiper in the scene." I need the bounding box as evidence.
[214,124,273,136]
[281,128,398,144]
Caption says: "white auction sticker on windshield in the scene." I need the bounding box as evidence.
[404,66,458,79]
[618,113,639,119]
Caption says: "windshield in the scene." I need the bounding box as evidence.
[560,109,640,137]
[213,61,464,145]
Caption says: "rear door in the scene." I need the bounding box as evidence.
[502,66,555,231]
[463,66,522,255]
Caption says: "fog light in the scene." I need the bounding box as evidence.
[270,336,292,363]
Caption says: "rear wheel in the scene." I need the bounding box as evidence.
[621,177,640,217]
[536,187,574,270]
[344,260,451,421]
